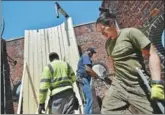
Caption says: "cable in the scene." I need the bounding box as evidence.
[1,17,5,37]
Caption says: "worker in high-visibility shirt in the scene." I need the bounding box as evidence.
[38,52,79,114]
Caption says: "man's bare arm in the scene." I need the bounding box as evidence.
[85,65,97,78]
[142,44,161,81]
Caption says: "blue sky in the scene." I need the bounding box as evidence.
[2,1,101,39]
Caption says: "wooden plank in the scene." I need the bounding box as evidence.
[37,30,43,80]
[67,18,80,72]
[60,22,69,62]
[26,63,38,107]
[32,30,39,112]
[23,30,30,114]
[57,25,65,60]
[65,18,83,113]
[50,28,54,53]
[52,26,61,56]
[47,28,53,53]
[43,28,51,113]
[28,30,35,113]
[44,29,49,64]
[35,29,44,113]
[40,29,47,68]
[40,29,51,112]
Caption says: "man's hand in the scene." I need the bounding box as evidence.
[151,84,164,100]
[38,103,45,114]
[85,65,98,78]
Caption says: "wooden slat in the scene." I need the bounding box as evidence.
[26,63,38,108]
[44,28,51,113]
[57,25,65,60]
[33,30,39,112]
[66,18,83,113]
[44,29,49,64]
[47,28,53,53]
[61,22,69,62]
[52,26,61,56]
[35,30,44,114]
[67,18,80,72]
[37,30,43,81]
[29,30,35,113]
[23,30,30,114]
[40,29,47,67]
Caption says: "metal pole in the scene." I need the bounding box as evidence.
[1,40,6,114]
[136,67,165,114]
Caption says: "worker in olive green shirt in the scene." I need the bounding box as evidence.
[38,52,78,114]
[96,11,164,114]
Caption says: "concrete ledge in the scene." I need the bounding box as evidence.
[5,21,96,42]
[6,36,24,42]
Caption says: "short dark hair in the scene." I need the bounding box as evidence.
[49,52,59,62]
[96,12,116,26]
[87,47,96,53]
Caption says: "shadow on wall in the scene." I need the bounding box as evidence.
[1,39,14,114]
[78,45,83,56]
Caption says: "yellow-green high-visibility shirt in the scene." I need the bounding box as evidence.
[39,60,76,104]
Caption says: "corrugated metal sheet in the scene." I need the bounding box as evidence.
[21,18,81,113]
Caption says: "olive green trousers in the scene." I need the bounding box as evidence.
[101,78,153,114]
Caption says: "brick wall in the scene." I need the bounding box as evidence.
[6,38,24,86]
[102,0,164,35]
[101,0,165,79]
[5,38,24,113]
[74,23,114,74]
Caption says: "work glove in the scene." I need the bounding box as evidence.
[151,82,165,100]
[38,103,45,114]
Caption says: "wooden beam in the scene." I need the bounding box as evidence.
[26,63,39,107]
